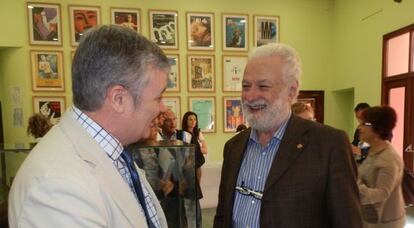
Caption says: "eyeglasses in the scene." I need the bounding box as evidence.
[235,183,263,200]
[361,122,373,127]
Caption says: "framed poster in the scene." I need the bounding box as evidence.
[27,2,62,46]
[222,55,247,92]
[30,50,64,92]
[166,54,180,92]
[33,96,66,125]
[222,14,248,52]
[149,10,178,49]
[253,15,279,47]
[68,5,101,46]
[110,7,140,33]
[187,55,215,92]
[187,12,214,50]
[297,90,324,123]
[189,97,216,133]
[223,97,245,132]
[161,96,181,128]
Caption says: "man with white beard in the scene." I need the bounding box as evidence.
[213,43,362,228]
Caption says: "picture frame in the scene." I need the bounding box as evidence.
[33,96,66,125]
[222,55,247,92]
[27,2,62,46]
[253,15,279,47]
[223,96,245,132]
[187,12,214,50]
[149,10,178,49]
[187,55,215,92]
[30,50,65,92]
[297,90,325,123]
[161,96,181,128]
[110,7,141,33]
[189,96,216,133]
[222,14,248,52]
[166,54,180,92]
[68,5,101,46]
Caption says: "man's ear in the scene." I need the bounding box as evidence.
[288,80,299,99]
[107,85,129,113]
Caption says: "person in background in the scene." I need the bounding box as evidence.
[357,106,405,227]
[236,123,247,133]
[9,25,170,227]
[181,111,207,227]
[352,102,371,164]
[291,101,315,121]
[214,43,362,227]
[26,113,52,142]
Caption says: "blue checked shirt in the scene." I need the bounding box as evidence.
[232,114,290,228]
[72,106,161,227]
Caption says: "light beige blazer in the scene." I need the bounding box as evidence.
[358,141,405,225]
[8,109,167,227]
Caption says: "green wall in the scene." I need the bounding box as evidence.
[0,0,336,166]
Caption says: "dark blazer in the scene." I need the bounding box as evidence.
[214,115,363,228]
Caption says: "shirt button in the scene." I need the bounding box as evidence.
[251,200,255,204]
[258,176,261,179]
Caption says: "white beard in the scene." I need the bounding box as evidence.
[242,92,291,133]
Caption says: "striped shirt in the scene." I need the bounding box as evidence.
[232,114,290,228]
[72,106,161,227]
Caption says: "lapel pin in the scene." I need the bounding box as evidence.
[297,144,304,149]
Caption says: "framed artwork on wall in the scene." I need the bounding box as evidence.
[33,96,66,125]
[222,55,247,92]
[297,90,324,123]
[166,54,180,92]
[161,96,181,128]
[187,55,215,92]
[223,96,245,132]
[27,2,62,46]
[110,7,141,33]
[222,14,248,52]
[187,12,214,50]
[149,10,178,49]
[189,96,216,133]
[30,50,64,92]
[253,15,279,47]
[68,5,101,46]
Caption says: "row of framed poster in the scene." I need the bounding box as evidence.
[30,50,247,92]
[27,2,280,50]
[30,95,245,133]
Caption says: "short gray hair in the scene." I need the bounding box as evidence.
[72,25,169,111]
[248,43,302,87]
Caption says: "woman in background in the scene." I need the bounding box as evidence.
[27,113,52,142]
[291,101,315,121]
[182,111,208,155]
[357,106,405,228]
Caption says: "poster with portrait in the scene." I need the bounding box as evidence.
[187,55,215,92]
[166,54,180,92]
[149,10,178,49]
[27,2,62,46]
[161,96,181,128]
[187,12,214,50]
[110,8,140,33]
[189,97,215,133]
[30,50,64,91]
[254,15,279,47]
[222,14,248,52]
[69,5,101,46]
[33,96,66,125]
[223,97,245,132]
[222,55,247,92]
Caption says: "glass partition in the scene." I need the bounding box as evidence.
[128,140,196,228]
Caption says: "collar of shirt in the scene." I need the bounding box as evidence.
[249,112,291,145]
[71,106,124,161]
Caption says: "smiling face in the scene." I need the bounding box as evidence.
[242,55,296,132]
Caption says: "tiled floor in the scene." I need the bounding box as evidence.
[202,206,414,228]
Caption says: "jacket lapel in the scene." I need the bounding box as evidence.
[264,116,310,192]
[59,110,147,227]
